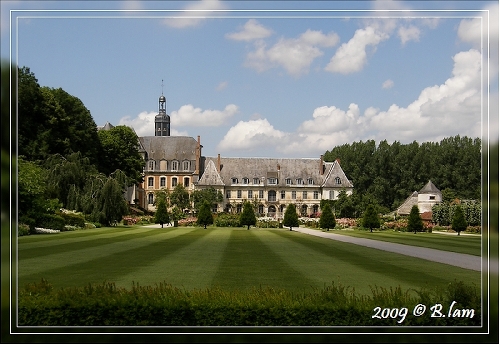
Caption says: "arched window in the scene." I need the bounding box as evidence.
[183,161,190,171]
[148,160,155,170]
[171,161,178,171]
[172,177,178,187]
[160,177,166,187]
[268,190,277,202]
[285,178,292,185]
[148,193,154,204]
[307,178,314,185]
[335,177,341,184]
[313,205,319,214]
[242,177,249,184]
[184,177,190,187]
[148,177,154,187]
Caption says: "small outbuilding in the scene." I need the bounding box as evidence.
[396,180,442,217]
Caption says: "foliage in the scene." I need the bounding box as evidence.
[256,217,281,228]
[97,175,129,226]
[432,201,481,227]
[196,201,213,229]
[214,213,240,227]
[319,203,336,231]
[362,204,380,232]
[191,187,223,211]
[18,224,31,237]
[169,184,191,211]
[239,201,257,230]
[154,197,170,227]
[283,204,299,230]
[18,279,480,326]
[451,205,468,235]
[407,205,424,234]
[324,136,481,209]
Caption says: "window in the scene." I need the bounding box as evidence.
[268,190,277,202]
[148,177,154,187]
[329,190,335,200]
[258,205,264,214]
[237,190,242,198]
[285,178,292,185]
[212,204,218,213]
[148,160,155,170]
[297,178,303,185]
[172,177,177,187]
[231,177,238,184]
[226,191,231,199]
[303,191,308,200]
[292,191,296,199]
[280,190,286,199]
[253,178,260,185]
[248,190,253,199]
[308,178,314,185]
[242,177,249,184]
[160,177,166,187]
[429,195,435,200]
[313,205,319,214]
[236,204,242,213]
[335,177,341,184]
[148,193,154,204]
[160,160,167,170]
[172,161,178,171]
[259,190,264,199]
[268,178,277,185]
[313,191,319,199]
[183,161,190,171]
[184,177,190,187]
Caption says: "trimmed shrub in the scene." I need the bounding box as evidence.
[214,213,240,227]
[37,214,65,231]
[59,211,85,228]
[18,223,31,236]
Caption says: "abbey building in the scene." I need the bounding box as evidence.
[127,93,353,217]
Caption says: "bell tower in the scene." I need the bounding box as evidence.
[155,80,170,136]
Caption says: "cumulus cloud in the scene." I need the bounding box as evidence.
[398,25,420,44]
[218,49,481,156]
[382,79,394,89]
[325,26,389,74]
[163,0,226,28]
[244,28,339,76]
[457,18,481,48]
[225,19,273,41]
[217,119,286,152]
[171,104,238,127]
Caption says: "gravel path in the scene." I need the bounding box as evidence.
[292,227,482,271]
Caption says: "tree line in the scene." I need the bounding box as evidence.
[323,136,481,214]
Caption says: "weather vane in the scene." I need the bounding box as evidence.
[161,79,164,95]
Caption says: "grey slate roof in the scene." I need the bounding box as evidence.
[138,136,198,161]
[97,121,114,131]
[396,191,419,215]
[419,180,441,195]
[198,157,353,188]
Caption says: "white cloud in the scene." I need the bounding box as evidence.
[398,25,420,44]
[217,119,286,152]
[382,79,394,89]
[163,0,226,28]
[244,29,339,76]
[457,18,481,49]
[216,81,228,91]
[325,26,389,74]
[225,19,273,41]
[171,104,238,127]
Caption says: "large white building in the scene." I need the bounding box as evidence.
[130,93,354,217]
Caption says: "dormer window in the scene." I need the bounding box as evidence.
[296,178,303,185]
[307,178,314,185]
[183,161,190,171]
[285,178,292,185]
[242,177,249,184]
[231,177,238,184]
[335,177,341,184]
[268,178,277,185]
[171,161,178,171]
[253,178,260,185]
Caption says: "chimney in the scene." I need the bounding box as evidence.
[277,164,280,171]
[195,135,201,175]
[320,155,324,175]
[217,153,221,173]
[336,158,340,165]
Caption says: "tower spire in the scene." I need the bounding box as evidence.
[161,79,164,95]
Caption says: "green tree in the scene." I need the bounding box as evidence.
[197,201,213,229]
[362,204,380,232]
[452,205,468,236]
[170,184,191,211]
[98,176,128,226]
[407,205,424,234]
[154,190,170,228]
[283,203,299,231]
[191,187,223,211]
[319,203,336,231]
[98,125,144,184]
[239,201,256,230]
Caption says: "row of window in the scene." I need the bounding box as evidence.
[230,177,343,185]
[226,190,320,201]
[147,160,192,171]
[148,176,190,188]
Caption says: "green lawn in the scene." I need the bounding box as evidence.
[325,228,481,256]
[17,226,480,295]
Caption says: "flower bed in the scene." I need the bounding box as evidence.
[34,227,60,234]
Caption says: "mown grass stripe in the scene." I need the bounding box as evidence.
[114,228,231,289]
[210,229,316,292]
[18,228,198,287]
[18,227,168,259]
[272,230,480,291]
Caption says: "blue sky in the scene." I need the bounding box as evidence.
[3,1,498,158]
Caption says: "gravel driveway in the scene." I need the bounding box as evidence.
[292,227,482,271]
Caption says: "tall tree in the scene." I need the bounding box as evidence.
[154,191,170,228]
[197,201,213,229]
[98,176,129,226]
[191,187,223,211]
[319,203,336,231]
[97,125,144,184]
[452,205,468,236]
[283,204,299,231]
[407,205,424,234]
[239,201,256,230]
[362,204,380,232]
[170,184,191,211]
